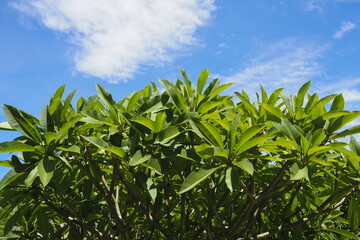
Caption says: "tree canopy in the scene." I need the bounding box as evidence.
[0,69,359,239]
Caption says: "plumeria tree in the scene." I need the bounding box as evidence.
[0,69,359,239]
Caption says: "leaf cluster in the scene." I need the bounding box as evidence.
[0,69,359,239]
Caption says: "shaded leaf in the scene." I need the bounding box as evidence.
[179,166,222,194]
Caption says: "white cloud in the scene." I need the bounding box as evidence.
[12,0,216,83]
[318,78,360,102]
[341,88,360,101]
[333,21,357,39]
[221,38,328,94]
[303,0,324,12]
[218,43,229,48]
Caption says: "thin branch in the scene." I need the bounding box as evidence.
[236,185,357,239]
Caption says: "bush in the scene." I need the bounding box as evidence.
[0,69,359,239]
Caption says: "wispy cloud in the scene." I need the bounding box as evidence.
[333,21,357,39]
[221,38,328,94]
[303,0,324,12]
[12,0,216,83]
[318,78,360,101]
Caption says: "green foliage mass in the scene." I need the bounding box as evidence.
[0,69,359,239]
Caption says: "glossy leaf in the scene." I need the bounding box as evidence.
[233,159,254,175]
[179,166,222,194]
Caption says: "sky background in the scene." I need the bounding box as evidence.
[1,0,360,177]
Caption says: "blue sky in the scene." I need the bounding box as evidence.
[1,0,360,177]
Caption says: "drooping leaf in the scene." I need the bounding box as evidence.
[179,166,222,194]
[332,125,360,139]
[225,167,234,192]
[25,166,38,187]
[0,142,35,153]
[327,228,360,240]
[233,159,254,175]
[0,169,17,191]
[133,118,156,132]
[38,158,55,186]
[3,104,42,143]
[154,127,181,144]
[129,150,151,166]
[290,166,309,181]
[348,196,360,230]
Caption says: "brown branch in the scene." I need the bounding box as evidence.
[236,185,357,240]
[70,154,128,237]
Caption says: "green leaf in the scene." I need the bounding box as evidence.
[179,166,222,194]
[261,103,286,120]
[180,68,193,97]
[60,89,77,120]
[296,81,311,110]
[268,88,283,105]
[83,110,116,127]
[233,159,254,175]
[154,112,166,133]
[0,142,35,153]
[272,118,300,141]
[348,196,360,230]
[49,85,65,114]
[0,169,17,191]
[197,68,209,94]
[194,143,215,159]
[24,166,38,187]
[146,178,157,201]
[96,84,117,121]
[236,134,273,155]
[330,94,345,111]
[37,208,54,237]
[332,125,360,139]
[259,85,268,103]
[209,83,234,100]
[327,228,360,239]
[129,150,151,166]
[237,124,266,150]
[38,158,55,186]
[126,91,143,112]
[350,136,360,155]
[194,121,223,148]
[225,167,234,192]
[4,205,27,235]
[144,158,162,175]
[0,234,20,239]
[0,160,12,168]
[336,148,360,170]
[3,104,42,143]
[0,122,15,131]
[135,94,162,116]
[228,114,240,150]
[82,136,109,149]
[198,101,222,114]
[291,166,309,181]
[82,136,125,157]
[159,79,188,113]
[58,115,83,137]
[133,118,156,132]
[154,127,181,144]
[107,146,125,158]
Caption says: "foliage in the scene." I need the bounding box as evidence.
[0,69,359,239]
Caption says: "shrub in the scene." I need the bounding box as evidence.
[0,69,359,239]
